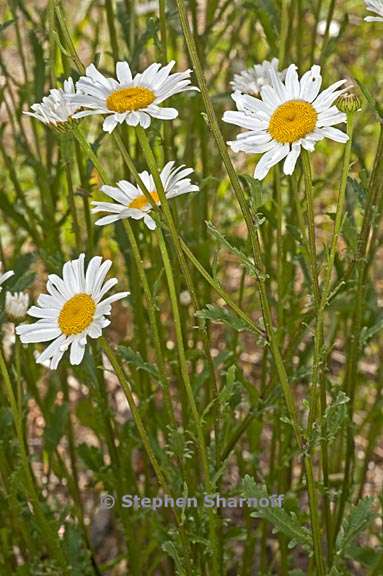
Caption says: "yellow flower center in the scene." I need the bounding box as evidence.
[106,87,156,112]
[129,191,160,210]
[58,293,96,336]
[268,100,317,144]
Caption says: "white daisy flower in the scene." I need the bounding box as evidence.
[92,161,199,230]
[223,63,349,180]
[0,262,14,293]
[69,61,198,133]
[231,58,287,96]
[16,254,129,370]
[364,0,383,22]
[5,292,30,322]
[24,78,80,128]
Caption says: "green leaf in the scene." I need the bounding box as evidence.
[0,19,15,34]
[324,391,349,441]
[239,174,272,210]
[8,271,36,292]
[75,398,103,434]
[206,221,261,279]
[310,391,349,448]
[196,304,257,334]
[77,444,105,474]
[354,77,383,119]
[242,476,313,552]
[117,345,162,380]
[361,316,383,345]
[43,403,69,453]
[243,0,278,51]
[161,541,188,576]
[335,497,375,557]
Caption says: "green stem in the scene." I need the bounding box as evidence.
[301,150,321,312]
[123,220,177,426]
[54,1,85,74]
[309,114,355,560]
[310,0,323,65]
[105,0,120,63]
[333,125,383,548]
[319,0,337,68]
[61,135,82,251]
[279,0,289,67]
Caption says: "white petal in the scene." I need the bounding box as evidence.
[17,326,61,343]
[144,214,157,229]
[95,214,122,226]
[285,65,300,99]
[70,337,86,365]
[139,112,151,128]
[146,105,178,120]
[283,144,301,175]
[36,335,67,365]
[116,61,133,84]
[319,126,349,143]
[98,291,129,307]
[299,65,322,102]
[254,144,289,180]
[103,114,118,133]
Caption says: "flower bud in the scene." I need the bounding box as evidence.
[336,93,361,113]
[5,292,30,322]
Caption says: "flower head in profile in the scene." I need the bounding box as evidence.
[5,292,29,322]
[92,161,199,230]
[231,58,287,96]
[16,255,128,370]
[223,64,349,180]
[364,0,383,22]
[69,61,198,133]
[24,78,80,129]
[0,262,14,293]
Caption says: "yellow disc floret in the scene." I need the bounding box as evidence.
[106,87,156,112]
[129,191,160,210]
[268,100,317,144]
[58,293,96,336]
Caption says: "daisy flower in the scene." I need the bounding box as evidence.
[0,262,14,293]
[223,63,349,180]
[16,254,128,370]
[24,78,80,128]
[92,161,199,230]
[5,292,30,322]
[231,58,287,96]
[69,61,198,133]
[364,0,383,22]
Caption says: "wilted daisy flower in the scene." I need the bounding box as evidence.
[69,61,197,133]
[5,292,29,322]
[223,64,348,180]
[0,262,14,293]
[92,161,199,230]
[16,254,128,369]
[24,78,80,129]
[364,0,383,22]
[231,58,287,96]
